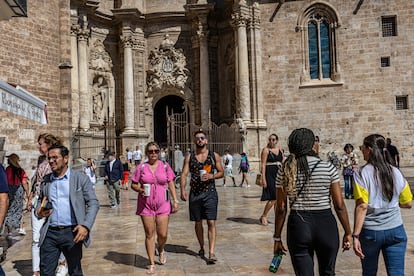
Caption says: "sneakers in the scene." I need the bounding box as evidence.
[56,263,68,276]
[110,204,116,208]
[17,228,26,235]
[116,198,120,205]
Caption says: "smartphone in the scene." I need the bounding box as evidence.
[40,197,53,210]
[165,189,170,201]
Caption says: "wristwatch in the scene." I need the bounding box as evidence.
[173,199,179,204]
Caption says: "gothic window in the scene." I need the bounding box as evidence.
[297,3,342,86]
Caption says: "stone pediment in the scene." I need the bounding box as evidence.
[146,34,190,93]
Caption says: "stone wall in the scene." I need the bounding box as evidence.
[257,0,414,165]
[0,0,70,170]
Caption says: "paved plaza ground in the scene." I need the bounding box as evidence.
[1,170,414,275]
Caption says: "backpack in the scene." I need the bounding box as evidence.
[224,156,229,166]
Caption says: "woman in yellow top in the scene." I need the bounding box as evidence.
[353,134,412,275]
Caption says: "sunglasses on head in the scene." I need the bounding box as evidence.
[195,136,206,141]
[148,149,160,154]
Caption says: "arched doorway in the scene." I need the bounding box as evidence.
[154,95,185,147]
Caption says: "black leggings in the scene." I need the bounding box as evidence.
[287,209,339,276]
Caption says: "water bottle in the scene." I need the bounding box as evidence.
[269,250,283,273]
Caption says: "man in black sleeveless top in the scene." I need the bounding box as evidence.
[180,130,224,264]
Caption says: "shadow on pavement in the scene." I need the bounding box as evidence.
[104,251,146,268]
[227,217,264,225]
[11,259,31,275]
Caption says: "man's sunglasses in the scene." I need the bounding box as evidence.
[195,136,206,141]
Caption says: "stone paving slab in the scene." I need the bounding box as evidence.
[1,172,414,275]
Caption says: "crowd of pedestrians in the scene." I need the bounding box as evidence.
[0,129,411,275]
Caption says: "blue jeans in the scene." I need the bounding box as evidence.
[360,225,407,276]
[0,265,5,276]
[343,175,354,197]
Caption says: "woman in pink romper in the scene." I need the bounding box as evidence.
[131,142,179,274]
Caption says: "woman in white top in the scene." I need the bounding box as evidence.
[353,134,412,275]
[83,158,97,187]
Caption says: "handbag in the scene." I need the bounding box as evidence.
[255,173,263,186]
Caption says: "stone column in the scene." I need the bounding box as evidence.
[77,23,90,131]
[121,34,135,133]
[232,3,251,122]
[250,3,266,128]
[197,15,211,127]
[70,24,80,131]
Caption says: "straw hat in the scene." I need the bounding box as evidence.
[6,153,21,168]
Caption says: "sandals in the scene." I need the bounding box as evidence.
[209,253,217,263]
[146,264,155,274]
[259,216,268,226]
[159,251,167,265]
[198,249,205,257]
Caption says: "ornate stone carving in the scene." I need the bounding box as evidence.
[146,34,190,93]
[77,27,90,41]
[89,39,113,72]
[70,24,79,36]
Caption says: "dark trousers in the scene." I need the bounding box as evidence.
[287,209,339,276]
[40,227,83,276]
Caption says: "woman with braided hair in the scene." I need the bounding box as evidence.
[353,134,412,275]
[273,128,352,275]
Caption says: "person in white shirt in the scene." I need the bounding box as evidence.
[223,149,235,187]
[126,148,133,164]
[133,146,142,166]
[83,158,97,188]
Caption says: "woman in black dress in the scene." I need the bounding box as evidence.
[259,134,284,225]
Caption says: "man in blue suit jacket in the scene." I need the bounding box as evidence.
[37,144,99,275]
[103,151,123,208]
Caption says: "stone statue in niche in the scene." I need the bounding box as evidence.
[92,76,108,124]
[147,34,190,92]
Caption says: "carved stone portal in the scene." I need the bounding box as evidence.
[147,34,190,93]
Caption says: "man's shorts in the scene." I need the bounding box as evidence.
[189,190,218,221]
[224,166,233,177]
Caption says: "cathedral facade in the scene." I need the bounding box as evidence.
[1,0,414,169]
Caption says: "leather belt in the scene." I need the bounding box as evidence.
[49,225,74,230]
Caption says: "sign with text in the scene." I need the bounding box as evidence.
[0,80,47,124]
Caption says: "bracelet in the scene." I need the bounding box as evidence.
[174,199,179,203]
[273,237,282,242]
[352,233,359,239]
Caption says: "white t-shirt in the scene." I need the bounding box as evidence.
[127,151,133,161]
[133,149,142,161]
[84,166,96,184]
[223,153,233,168]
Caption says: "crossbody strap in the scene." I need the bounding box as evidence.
[290,160,321,209]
